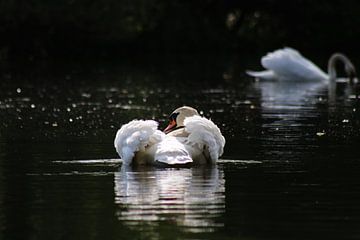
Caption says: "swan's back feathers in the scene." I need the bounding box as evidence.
[154,137,193,165]
[184,116,225,162]
[114,120,164,165]
[260,47,328,81]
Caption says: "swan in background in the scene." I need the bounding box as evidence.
[246,47,357,82]
[114,106,225,166]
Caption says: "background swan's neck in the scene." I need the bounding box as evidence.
[327,53,356,81]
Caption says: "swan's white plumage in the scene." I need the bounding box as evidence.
[155,137,193,165]
[245,70,276,80]
[114,108,225,166]
[114,120,165,165]
[247,47,328,81]
[184,116,225,163]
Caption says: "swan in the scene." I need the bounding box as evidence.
[114,106,225,166]
[246,47,357,82]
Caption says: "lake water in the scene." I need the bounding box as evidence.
[1,54,360,239]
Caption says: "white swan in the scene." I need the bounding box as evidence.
[246,47,357,82]
[114,106,225,166]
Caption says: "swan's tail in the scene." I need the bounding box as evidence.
[154,137,193,165]
[246,70,276,80]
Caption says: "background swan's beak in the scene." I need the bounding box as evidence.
[164,120,176,133]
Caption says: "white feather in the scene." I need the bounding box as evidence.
[246,70,276,80]
[184,116,225,163]
[247,47,328,81]
[114,120,165,165]
[155,137,193,165]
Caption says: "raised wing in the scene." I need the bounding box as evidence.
[261,47,328,81]
[184,116,225,163]
[114,120,164,165]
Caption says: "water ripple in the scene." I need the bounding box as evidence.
[114,165,225,233]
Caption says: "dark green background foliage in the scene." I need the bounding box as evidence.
[0,0,359,60]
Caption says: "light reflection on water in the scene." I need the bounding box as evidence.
[114,165,225,233]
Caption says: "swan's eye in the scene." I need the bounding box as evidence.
[169,112,179,122]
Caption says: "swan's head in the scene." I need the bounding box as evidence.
[164,106,199,134]
[328,53,357,81]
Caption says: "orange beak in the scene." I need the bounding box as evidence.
[164,119,177,134]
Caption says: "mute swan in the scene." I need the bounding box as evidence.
[114,106,225,166]
[246,47,357,82]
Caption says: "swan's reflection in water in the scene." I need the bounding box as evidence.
[255,79,356,111]
[114,165,225,233]
[254,78,358,164]
[254,80,328,162]
[255,79,357,129]
[256,81,327,109]
[255,80,327,134]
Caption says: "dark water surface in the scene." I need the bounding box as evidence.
[1,54,360,239]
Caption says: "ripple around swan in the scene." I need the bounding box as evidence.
[53,159,122,164]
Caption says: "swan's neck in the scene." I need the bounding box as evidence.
[327,53,356,81]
